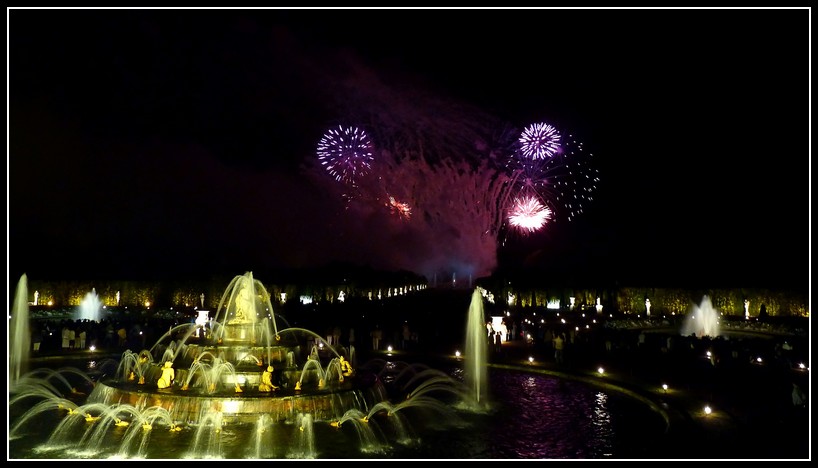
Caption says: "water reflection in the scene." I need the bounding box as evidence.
[10,363,665,459]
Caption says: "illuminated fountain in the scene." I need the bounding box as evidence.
[680,295,721,338]
[9,272,477,459]
[77,288,104,322]
[464,288,489,409]
[10,275,673,459]
[10,274,31,384]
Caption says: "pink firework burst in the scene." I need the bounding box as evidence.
[519,122,561,159]
[507,195,552,233]
[316,125,374,184]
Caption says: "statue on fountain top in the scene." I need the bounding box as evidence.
[230,284,255,324]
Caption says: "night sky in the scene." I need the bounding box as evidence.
[7,8,810,292]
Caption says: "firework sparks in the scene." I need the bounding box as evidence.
[316,125,374,185]
[519,122,561,159]
[388,195,412,219]
[507,195,552,232]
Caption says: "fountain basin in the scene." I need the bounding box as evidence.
[88,370,381,424]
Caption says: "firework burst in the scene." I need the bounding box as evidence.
[507,194,552,233]
[304,69,600,279]
[518,122,561,159]
[316,125,374,185]
[506,130,599,223]
[387,195,412,220]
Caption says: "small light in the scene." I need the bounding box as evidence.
[662,384,668,392]
[798,363,806,369]
[704,405,712,415]
[387,345,393,352]
[455,350,461,357]
[89,345,96,351]
[528,356,534,363]
[706,351,712,357]
[756,357,762,363]
[597,367,605,375]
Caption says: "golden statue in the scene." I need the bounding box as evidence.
[339,355,354,377]
[157,361,175,389]
[258,365,279,392]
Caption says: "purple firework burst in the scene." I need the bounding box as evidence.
[317,125,375,184]
[519,122,561,159]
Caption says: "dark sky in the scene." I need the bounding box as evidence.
[7,8,810,292]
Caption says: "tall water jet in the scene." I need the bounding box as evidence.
[10,273,31,384]
[76,288,103,322]
[681,295,721,338]
[464,287,488,408]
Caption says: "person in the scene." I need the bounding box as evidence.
[494,330,502,354]
[371,325,382,351]
[332,326,342,349]
[32,325,43,353]
[402,322,411,350]
[61,325,71,351]
[792,383,806,408]
[117,326,128,348]
[157,361,175,389]
[258,365,278,392]
[553,333,565,364]
[78,328,87,349]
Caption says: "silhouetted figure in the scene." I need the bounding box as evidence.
[402,322,411,350]
[792,383,806,408]
[554,333,565,364]
[371,325,382,351]
[759,303,769,321]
